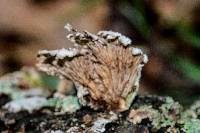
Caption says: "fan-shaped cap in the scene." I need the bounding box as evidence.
[37,24,148,112]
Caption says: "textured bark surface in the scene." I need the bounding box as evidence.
[0,95,182,133]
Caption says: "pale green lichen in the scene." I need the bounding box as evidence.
[183,119,200,133]
[150,97,182,131]
[0,68,50,100]
[45,96,80,114]
[189,100,200,118]
[3,96,47,113]
[181,100,200,124]
[128,96,200,132]
[128,105,160,124]
[128,97,183,132]
[180,100,200,133]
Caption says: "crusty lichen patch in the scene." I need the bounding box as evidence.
[0,67,50,100]
[128,97,184,132]
[37,24,148,112]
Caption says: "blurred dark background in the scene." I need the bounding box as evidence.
[0,0,200,105]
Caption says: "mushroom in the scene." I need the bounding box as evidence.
[37,24,148,112]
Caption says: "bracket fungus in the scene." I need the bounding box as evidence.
[37,24,148,112]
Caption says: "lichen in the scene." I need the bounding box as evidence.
[128,97,183,132]
[0,67,44,88]
[3,96,47,113]
[188,100,200,118]
[37,24,148,112]
[183,119,200,133]
[45,96,80,114]
[127,96,200,132]
[0,67,50,100]
[180,100,200,133]
[128,105,159,125]
[88,111,118,133]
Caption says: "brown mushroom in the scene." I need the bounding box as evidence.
[37,24,148,112]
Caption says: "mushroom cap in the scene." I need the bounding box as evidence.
[37,24,148,112]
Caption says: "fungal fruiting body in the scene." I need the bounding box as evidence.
[37,24,148,112]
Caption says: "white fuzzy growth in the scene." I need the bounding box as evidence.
[56,48,78,59]
[64,23,73,32]
[38,50,52,55]
[98,31,121,39]
[98,31,132,46]
[131,47,143,55]
[143,54,148,63]
[39,48,78,59]
[118,35,132,46]
[4,97,47,113]
[66,34,76,43]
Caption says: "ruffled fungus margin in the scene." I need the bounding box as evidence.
[37,24,148,112]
